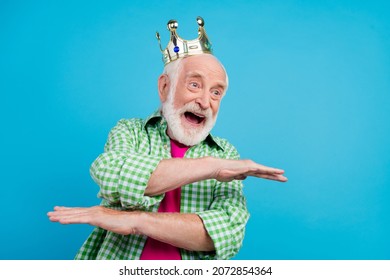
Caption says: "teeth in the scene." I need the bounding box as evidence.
[191,112,205,118]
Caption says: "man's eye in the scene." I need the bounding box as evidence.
[212,90,222,96]
[189,82,199,88]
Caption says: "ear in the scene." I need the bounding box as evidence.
[158,74,170,103]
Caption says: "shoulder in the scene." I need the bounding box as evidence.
[209,135,240,160]
[113,110,162,132]
[105,118,146,141]
[115,118,144,131]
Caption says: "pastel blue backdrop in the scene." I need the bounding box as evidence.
[1,0,389,260]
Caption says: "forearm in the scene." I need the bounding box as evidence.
[49,206,215,251]
[146,156,287,196]
[135,212,214,252]
[146,156,215,196]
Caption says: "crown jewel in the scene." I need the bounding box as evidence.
[156,16,213,65]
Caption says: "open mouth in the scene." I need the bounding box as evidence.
[184,111,206,125]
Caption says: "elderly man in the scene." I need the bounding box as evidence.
[48,17,287,260]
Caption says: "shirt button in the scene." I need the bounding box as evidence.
[164,144,168,150]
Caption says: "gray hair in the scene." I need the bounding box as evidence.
[162,58,183,97]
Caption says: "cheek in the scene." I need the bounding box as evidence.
[172,89,191,109]
[173,98,185,111]
[211,102,220,116]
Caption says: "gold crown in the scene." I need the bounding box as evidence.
[156,16,213,65]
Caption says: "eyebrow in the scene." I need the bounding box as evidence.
[186,71,227,90]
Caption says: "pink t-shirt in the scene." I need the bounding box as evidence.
[139,139,189,260]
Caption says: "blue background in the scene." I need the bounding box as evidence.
[1,0,389,260]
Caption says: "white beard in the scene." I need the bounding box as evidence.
[161,92,217,146]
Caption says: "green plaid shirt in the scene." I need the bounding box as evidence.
[75,110,249,260]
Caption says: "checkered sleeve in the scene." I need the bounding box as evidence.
[196,143,250,260]
[90,119,164,209]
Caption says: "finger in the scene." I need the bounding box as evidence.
[246,170,288,181]
[48,215,60,222]
[248,168,286,177]
[253,166,285,175]
[58,215,90,225]
[261,174,288,182]
[53,206,73,210]
[53,207,92,215]
[53,211,92,225]
[48,207,90,219]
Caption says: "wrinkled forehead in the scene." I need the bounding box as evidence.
[179,55,228,84]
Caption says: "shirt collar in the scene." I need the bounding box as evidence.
[143,109,224,151]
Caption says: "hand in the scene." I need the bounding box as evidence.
[47,206,138,235]
[213,159,288,182]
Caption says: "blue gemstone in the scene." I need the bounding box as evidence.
[174,46,180,53]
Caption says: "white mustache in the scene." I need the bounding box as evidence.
[178,102,212,119]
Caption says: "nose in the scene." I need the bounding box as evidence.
[195,91,210,110]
